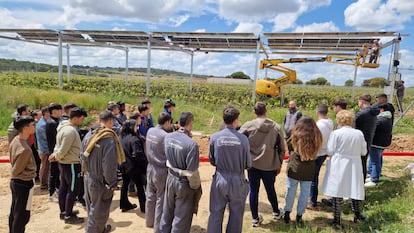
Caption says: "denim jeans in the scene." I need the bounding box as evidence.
[368,147,383,182]
[248,167,279,219]
[284,177,311,216]
[310,155,327,206]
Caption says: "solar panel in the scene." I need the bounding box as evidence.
[0,29,398,55]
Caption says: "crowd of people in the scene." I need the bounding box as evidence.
[7,93,395,232]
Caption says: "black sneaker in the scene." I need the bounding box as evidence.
[64,215,84,224]
[121,203,137,212]
[328,218,341,229]
[103,224,112,233]
[284,211,291,224]
[296,215,303,223]
[60,210,80,220]
[321,198,333,207]
[353,213,366,223]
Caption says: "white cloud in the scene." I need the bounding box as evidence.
[271,0,331,32]
[344,0,414,31]
[0,8,46,28]
[168,15,190,27]
[217,0,301,23]
[67,0,205,23]
[233,22,263,35]
[294,21,339,32]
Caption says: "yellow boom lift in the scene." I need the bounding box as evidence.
[257,44,380,97]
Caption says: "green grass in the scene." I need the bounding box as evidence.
[242,173,414,233]
[1,84,413,135]
[0,83,413,232]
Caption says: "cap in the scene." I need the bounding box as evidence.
[107,103,119,111]
[164,99,176,107]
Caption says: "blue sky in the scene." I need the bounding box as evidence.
[0,0,413,87]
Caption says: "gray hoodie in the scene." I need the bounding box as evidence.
[54,120,82,164]
[239,117,285,171]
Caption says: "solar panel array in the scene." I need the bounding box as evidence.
[0,29,398,55]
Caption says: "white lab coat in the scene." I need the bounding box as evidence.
[322,126,367,200]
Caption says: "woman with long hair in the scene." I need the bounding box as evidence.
[283,116,322,223]
[119,119,147,213]
[322,110,367,226]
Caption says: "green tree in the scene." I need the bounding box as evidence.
[305,77,330,86]
[370,77,389,88]
[226,71,250,79]
[361,77,389,87]
[292,79,303,84]
[345,79,353,86]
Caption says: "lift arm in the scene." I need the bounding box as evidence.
[256,58,326,97]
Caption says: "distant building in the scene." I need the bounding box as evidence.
[206,77,252,85]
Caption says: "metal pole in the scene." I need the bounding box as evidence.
[190,53,194,92]
[351,64,358,102]
[146,37,151,97]
[66,44,70,82]
[387,36,401,104]
[125,47,129,85]
[58,32,63,89]
[252,40,260,101]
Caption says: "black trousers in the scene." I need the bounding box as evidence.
[9,179,34,233]
[120,172,146,212]
[30,144,41,180]
[361,154,368,182]
[58,163,82,216]
[49,161,60,196]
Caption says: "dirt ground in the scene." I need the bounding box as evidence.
[1,133,414,233]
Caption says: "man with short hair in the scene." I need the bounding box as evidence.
[9,116,37,233]
[365,104,393,187]
[61,103,77,121]
[139,104,151,137]
[82,110,125,233]
[396,81,405,112]
[36,106,51,190]
[239,102,284,227]
[107,103,122,134]
[207,106,251,232]
[46,103,63,201]
[375,93,395,124]
[159,112,200,233]
[142,99,154,129]
[49,107,88,224]
[309,104,333,208]
[356,94,380,181]
[116,101,127,124]
[332,98,347,114]
[145,112,172,232]
[8,104,31,143]
[283,101,302,140]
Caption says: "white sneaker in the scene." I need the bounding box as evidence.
[49,192,58,202]
[365,177,372,183]
[364,181,378,188]
[252,215,263,227]
[272,208,284,220]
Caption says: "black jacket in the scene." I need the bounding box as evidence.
[355,106,380,153]
[120,134,147,176]
[46,116,60,153]
[372,111,393,148]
